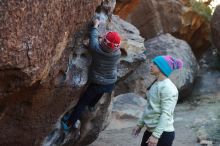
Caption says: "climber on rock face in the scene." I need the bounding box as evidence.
[61,18,121,132]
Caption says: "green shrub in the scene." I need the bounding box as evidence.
[190,0,213,21]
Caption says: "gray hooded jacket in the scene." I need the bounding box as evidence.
[89,27,121,85]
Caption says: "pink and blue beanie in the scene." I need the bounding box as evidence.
[153,55,183,77]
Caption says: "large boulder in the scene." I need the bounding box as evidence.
[114,0,211,58]
[112,93,146,119]
[108,93,147,129]
[0,1,146,146]
[192,49,220,98]
[0,1,102,145]
[115,34,199,101]
[0,0,102,97]
[211,5,220,55]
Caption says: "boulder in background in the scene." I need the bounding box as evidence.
[115,34,199,101]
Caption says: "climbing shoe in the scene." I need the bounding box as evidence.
[61,119,81,133]
[61,119,71,133]
[61,113,72,132]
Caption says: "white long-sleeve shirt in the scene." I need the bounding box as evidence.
[137,78,178,138]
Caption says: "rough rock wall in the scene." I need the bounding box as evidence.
[0,0,101,97]
[211,5,220,55]
[114,0,211,58]
[0,1,100,146]
[114,0,140,19]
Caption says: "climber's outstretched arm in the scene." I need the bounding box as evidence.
[89,19,100,51]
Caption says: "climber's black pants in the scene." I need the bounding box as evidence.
[141,130,175,146]
[67,83,115,125]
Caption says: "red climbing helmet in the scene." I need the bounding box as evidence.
[103,31,121,50]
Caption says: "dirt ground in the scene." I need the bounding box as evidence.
[90,97,220,146]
